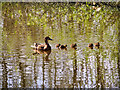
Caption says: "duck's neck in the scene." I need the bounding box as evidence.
[45,40,49,45]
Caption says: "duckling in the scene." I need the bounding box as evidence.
[37,36,53,51]
[60,44,67,49]
[95,42,100,49]
[56,44,61,48]
[70,43,77,49]
[31,43,41,50]
[88,43,94,49]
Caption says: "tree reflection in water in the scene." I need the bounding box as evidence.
[1,2,119,88]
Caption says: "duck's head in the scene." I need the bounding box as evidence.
[45,36,53,41]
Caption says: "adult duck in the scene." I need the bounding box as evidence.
[37,36,53,51]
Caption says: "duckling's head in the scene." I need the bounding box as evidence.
[95,42,100,46]
[88,43,93,47]
[75,43,77,46]
[65,45,67,47]
[56,44,61,48]
[71,43,77,48]
[45,36,53,41]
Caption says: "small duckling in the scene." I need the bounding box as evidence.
[56,44,61,48]
[34,43,39,47]
[60,45,67,49]
[71,43,77,48]
[95,42,100,49]
[88,43,94,49]
[31,43,40,50]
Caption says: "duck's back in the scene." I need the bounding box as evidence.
[37,44,44,50]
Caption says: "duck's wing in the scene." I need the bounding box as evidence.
[37,44,45,50]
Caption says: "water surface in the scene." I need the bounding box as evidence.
[0,2,120,88]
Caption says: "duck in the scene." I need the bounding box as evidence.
[37,36,52,51]
[70,43,77,49]
[88,43,94,49]
[56,44,61,48]
[59,44,67,49]
[31,36,52,51]
[95,42,100,48]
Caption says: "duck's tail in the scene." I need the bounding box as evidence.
[31,45,37,50]
[31,45,36,48]
[31,43,41,49]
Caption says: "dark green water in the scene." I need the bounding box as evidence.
[0,2,120,88]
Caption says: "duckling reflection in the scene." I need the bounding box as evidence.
[33,50,51,61]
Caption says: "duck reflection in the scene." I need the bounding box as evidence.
[33,49,51,61]
[32,50,51,88]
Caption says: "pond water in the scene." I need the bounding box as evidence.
[0,2,120,88]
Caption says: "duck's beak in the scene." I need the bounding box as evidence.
[49,38,53,41]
